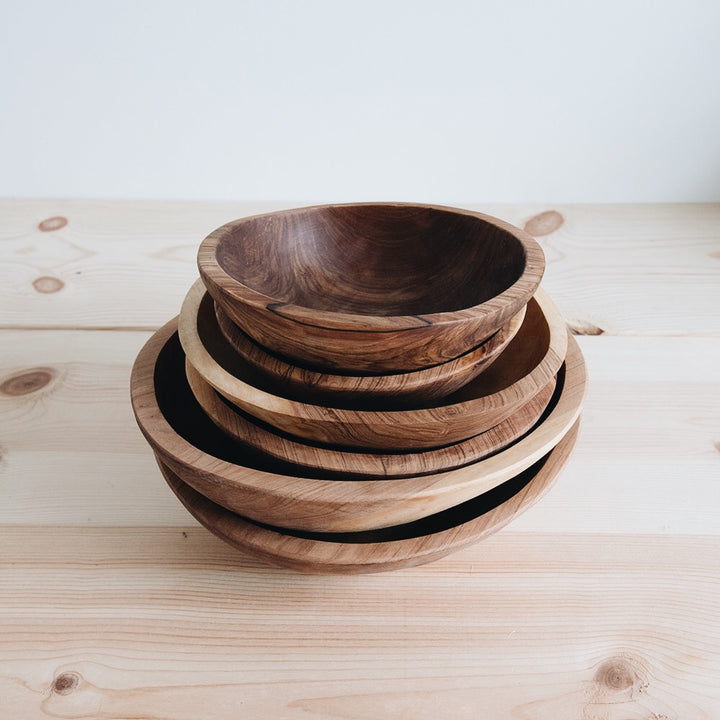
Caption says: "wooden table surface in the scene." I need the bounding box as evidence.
[1,200,719,718]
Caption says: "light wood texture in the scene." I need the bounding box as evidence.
[2,200,719,717]
[198,203,545,372]
[158,421,579,574]
[214,301,526,406]
[179,281,568,449]
[2,528,719,718]
[1,200,718,337]
[132,318,584,532]
[3,331,717,534]
[186,359,556,479]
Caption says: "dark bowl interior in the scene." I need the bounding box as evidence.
[215,205,527,316]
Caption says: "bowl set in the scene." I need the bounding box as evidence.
[131,203,586,573]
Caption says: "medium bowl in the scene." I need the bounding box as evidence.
[186,359,557,479]
[197,203,545,373]
[179,281,568,450]
[214,298,525,406]
[157,421,579,574]
[130,319,585,532]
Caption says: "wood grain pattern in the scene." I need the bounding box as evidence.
[198,203,545,372]
[158,421,579,573]
[1,200,718,337]
[180,282,568,448]
[3,200,720,719]
[214,301,526,406]
[131,319,584,532]
[2,528,719,718]
[185,359,556,479]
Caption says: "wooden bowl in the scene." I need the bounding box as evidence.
[130,320,585,532]
[197,203,545,373]
[186,359,557,479]
[179,281,568,449]
[156,421,579,574]
[214,299,526,406]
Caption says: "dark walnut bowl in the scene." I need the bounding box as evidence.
[197,203,545,373]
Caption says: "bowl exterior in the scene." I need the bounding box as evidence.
[214,302,526,407]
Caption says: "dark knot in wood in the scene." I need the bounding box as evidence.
[0,368,55,396]
[53,671,80,695]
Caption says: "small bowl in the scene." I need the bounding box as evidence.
[130,319,585,532]
[157,421,579,574]
[214,298,526,406]
[179,281,568,450]
[198,203,545,373]
[186,359,557,479]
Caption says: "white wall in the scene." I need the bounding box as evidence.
[2,0,719,203]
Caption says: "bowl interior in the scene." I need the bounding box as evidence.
[215,205,527,316]
[155,332,312,476]
[196,291,549,410]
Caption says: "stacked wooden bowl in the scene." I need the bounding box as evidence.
[131,203,586,573]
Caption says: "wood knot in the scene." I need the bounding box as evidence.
[33,276,65,294]
[53,671,80,695]
[594,658,638,690]
[0,368,56,396]
[523,210,564,237]
[38,216,68,232]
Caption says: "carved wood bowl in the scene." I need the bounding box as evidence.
[197,203,545,373]
[179,281,568,450]
[156,420,579,574]
[130,319,586,532]
[186,359,557,479]
[213,298,526,407]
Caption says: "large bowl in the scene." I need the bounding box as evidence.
[130,319,586,532]
[179,281,568,450]
[157,421,579,574]
[197,203,545,373]
[214,298,526,407]
[186,359,557,479]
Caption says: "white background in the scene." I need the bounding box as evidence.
[2,0,719,203]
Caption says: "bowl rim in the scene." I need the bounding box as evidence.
[130,319,585,532]
[197,202,546,332]
[178,279,568,424]
[185,358,557,479]
[156,421,579,574]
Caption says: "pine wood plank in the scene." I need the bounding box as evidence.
[1,330,718,532]
[1,200,718,335]
[1,528,718,718]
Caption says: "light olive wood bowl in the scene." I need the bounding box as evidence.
[179,281,568,450]
[214,299,525,407]
[197,203,545,373]
[130,320,585,532]
[186,359,557,479]
[157,421,579,574]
